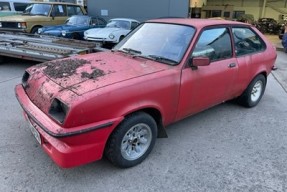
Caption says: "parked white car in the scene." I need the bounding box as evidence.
[84,18,140,46]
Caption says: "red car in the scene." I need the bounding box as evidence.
[15,19,277,168]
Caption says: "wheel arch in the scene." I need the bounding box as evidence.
[112,107,167,139]
[237,71,268,108]
[252,71,267,84]
[30,25,43,33]
[140,108,167,138]
[244,71,268,94]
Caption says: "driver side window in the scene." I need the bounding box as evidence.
[191,27,232,62]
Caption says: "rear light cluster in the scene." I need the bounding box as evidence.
[49,98,69,124]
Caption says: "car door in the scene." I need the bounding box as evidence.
[176,27,238,120]
[50,4,68,25]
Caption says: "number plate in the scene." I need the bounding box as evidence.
[28,121,41,144]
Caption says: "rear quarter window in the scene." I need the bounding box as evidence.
[67,5,84,16]
[14,3,29,12]
[232,27,266,57]
[51,4,67,16]
[0,2,11,11]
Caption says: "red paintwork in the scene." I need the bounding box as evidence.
[15,19,277,168]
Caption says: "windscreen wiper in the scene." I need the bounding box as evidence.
[148,55,177,65]
[122,48,142,55]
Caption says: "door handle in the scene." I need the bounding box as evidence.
[228,63,236,68]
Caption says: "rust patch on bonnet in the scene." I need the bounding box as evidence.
[81,68,105,79]
[42,58,91,79]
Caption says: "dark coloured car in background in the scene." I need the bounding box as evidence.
[256,18,279,34]
[38,15,106,39]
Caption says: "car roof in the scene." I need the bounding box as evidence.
[69,15,90,18]
[147,18,250,28]
[29,1,80,5]
[110,18,139,23]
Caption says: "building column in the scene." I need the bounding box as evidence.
[261,0,267,18]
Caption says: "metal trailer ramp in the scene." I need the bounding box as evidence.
[0,32,101,62]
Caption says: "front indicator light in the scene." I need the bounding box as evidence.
[62,30,67,36]
[38,28,43,34]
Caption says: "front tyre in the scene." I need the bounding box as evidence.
[105,112,157,168]
[31,27,40,34]
[237,74,266,108]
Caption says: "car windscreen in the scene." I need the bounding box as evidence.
[106,20,130,29]
[23,4,51,16]
[114,23,195,65]
[0,2,11,11]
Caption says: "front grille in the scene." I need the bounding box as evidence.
[87,37,105,41]
[1,22,18,28]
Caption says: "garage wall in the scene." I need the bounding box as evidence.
[205,0,261,7]
[205,0,287,20]
[87,0,189,22]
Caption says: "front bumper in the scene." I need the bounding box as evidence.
[0,28,27,33]
[42,32,62,37]
[83,36,117,44]
[15,84,123,168]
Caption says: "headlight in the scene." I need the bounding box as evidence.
[0,22,2,28]
[49,98,69,124]
[38,28,43,34]
[18,22,27,29]
[61,30,66,36]
[109,33,115,39]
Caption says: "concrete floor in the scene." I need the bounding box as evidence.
[265,35,284,51]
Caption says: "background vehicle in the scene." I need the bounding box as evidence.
[278,21,286,39]
[0,0,31,17]
[15,19,277,169]
[256,18,279,34]
[84,18,139,47]
[38,15,106,39]
[0,2,86,33]
[236,14,255,25]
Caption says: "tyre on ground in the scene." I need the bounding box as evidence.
[105,112,157,168]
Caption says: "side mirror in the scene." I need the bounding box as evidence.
[192,57,210,67]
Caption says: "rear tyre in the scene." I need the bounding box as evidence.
[237,74,266,108]
[105,112,157,168]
